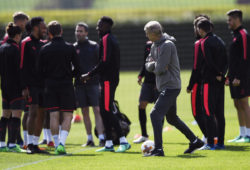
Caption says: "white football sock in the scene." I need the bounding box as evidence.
[33,136,40,145]
[47,129,53,142]
[53,135,59,147]
[119,136,128,144]
[87,134,93,141]
[105,140,113,147]
[0,141,6,147]
[98,134,105,141]
[59,130,69,146]
[240,126,246,137]
[27,135,33,145]
[23,130,28,145]
[43,129,48,140]
[246,128,250,137]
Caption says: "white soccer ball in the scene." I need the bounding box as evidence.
[141,140,155,156]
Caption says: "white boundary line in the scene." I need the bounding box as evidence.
[4,147,94,170]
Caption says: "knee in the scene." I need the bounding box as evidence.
[166,115,178,125]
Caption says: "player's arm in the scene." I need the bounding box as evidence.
[88,34,112,78]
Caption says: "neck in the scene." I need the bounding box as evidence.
[31,32,39,39]
[234,24,242,31]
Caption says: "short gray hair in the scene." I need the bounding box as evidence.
[144,21,162,36]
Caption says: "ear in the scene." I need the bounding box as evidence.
[48,32,53,40]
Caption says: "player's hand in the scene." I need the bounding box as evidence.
[225,78,229,86]
[186,89,191,93]
[81,73,90,83]
[216,76,222,82]
[232,78,240,86]
[138,76,142,85]
[22,88,30,101]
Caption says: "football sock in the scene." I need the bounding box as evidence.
[27,135,34,145]
[0,117,9,142]
[43,129,47,141]
[105,140,113,147]
[98,134,105,141]
[8,117,20,145]
[87,134,93,141]
[246,128,250,137]
[139,108,148,137]
[53,135,59,147]
[33,136,40,145]
[59,130,69,146]
[119,136,128,144]
[240,126,246,137]
[47,129,53,142]
[23,130,28,145]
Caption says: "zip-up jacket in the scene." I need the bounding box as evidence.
[38,37,82,88]
[199,32,228,84]
[187,39,202,91]
[145,33,181,91]
[74,39,99,86]
[88,31,120,83]
[20,35,46,89]
[0,39,22,92]
[227,26,250,81]
[138,41,156,84]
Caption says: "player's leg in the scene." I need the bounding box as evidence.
[82,107,95,146]
[0,109,11,152]
[22,106,29,149]
[93,106,105,146]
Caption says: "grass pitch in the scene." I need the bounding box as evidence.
[0,71,250,170]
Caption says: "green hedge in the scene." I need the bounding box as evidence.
[0,5,250,27]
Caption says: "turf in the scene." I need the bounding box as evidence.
[0,71,250,170]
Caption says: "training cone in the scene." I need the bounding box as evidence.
[73,114,82,123]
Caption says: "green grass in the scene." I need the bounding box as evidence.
[1,71,250,170]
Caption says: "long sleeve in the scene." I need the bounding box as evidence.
[153,42,172,75]
[88,34,112,77]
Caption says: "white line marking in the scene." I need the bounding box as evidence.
[5,147,94,170]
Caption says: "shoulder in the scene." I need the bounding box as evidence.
[73,42,78,47]
[88,40,97,46]
[21,36,32,46]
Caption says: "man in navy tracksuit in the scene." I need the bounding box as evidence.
[226,9,250,143]
[74,22,105,147]
[81,16,131,153]
[197,19,228,150]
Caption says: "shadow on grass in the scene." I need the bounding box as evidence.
[114,151,142,154]
[223,145,250,151]
[163,142,187,145]
[177,153,206,159]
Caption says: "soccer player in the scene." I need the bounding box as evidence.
[1,11,29,45]
[226,9,250,143]
[38,21,82,155]
[133,40,160,144]
[20,17,48,154]
[74,22,105,147]
[196,19,228,150]
[144,21,204,156]
[81,16,131,153]
[187,15,211,143]
[0,23,25,152]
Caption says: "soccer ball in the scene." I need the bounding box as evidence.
[141,140,155,156]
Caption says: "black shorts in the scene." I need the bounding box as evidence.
[75,85,100,108]
[229,79,250,99]
[1,87,24,110]
[28,86,44,107]
[45,86,76,112]
[139,83,159,103]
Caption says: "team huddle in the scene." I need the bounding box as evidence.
[0,9,249,157]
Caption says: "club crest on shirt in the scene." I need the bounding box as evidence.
[76,49,80,54]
